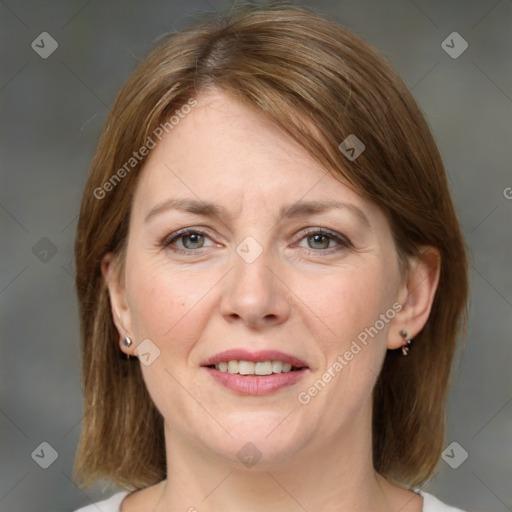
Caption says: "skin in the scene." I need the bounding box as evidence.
[103,89,440,512]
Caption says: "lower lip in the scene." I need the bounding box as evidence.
[203,367,308,396]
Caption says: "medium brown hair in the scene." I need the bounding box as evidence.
[73,3,468,490]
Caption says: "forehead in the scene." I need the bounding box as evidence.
[132,89,379,221]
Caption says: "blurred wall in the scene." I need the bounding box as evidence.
[1,1,510,510]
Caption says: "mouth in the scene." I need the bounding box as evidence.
[200,349,309,396]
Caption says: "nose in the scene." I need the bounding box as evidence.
[219,243,291,329]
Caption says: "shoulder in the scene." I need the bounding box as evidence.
[416,490,470,512]
[72,491,130,512]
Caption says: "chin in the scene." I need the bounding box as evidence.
[198,411,310,468]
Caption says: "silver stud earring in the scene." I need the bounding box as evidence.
[121,337,133,359]
[400,330,413,356]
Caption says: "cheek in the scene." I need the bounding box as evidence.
[299,260,398,404]
[125,255,220,354]
[128,271,178,339]
[300,269,394,402]
[128,271,192,341]
[296,261,394,348]
[124,261,208,417]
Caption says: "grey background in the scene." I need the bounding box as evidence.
[0,0,510,511]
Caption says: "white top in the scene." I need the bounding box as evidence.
[72,489,470,511]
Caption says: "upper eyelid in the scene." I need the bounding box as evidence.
[294,227,350,242]
[162,228,215,246]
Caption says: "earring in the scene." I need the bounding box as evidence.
[400,330,413,356]
[121,337,133,360]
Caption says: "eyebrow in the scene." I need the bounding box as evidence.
[144,198,370,227]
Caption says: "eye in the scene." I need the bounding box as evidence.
[295,228,351,254]
[162,228,216,253]
[161,227,351,256]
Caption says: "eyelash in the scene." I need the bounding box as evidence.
[161,227,351,256]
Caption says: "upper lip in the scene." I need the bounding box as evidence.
[201,349,309,368]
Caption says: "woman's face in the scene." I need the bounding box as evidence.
[106,89,410,467]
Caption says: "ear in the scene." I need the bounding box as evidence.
[102,252,135,356]
[387,246,441,350]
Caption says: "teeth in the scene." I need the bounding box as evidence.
[272,361,283,373]
[238,361,254,375]
[255,361,273,375]
[214,360,296,375]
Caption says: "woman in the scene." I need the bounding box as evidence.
[72,4,470,511]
